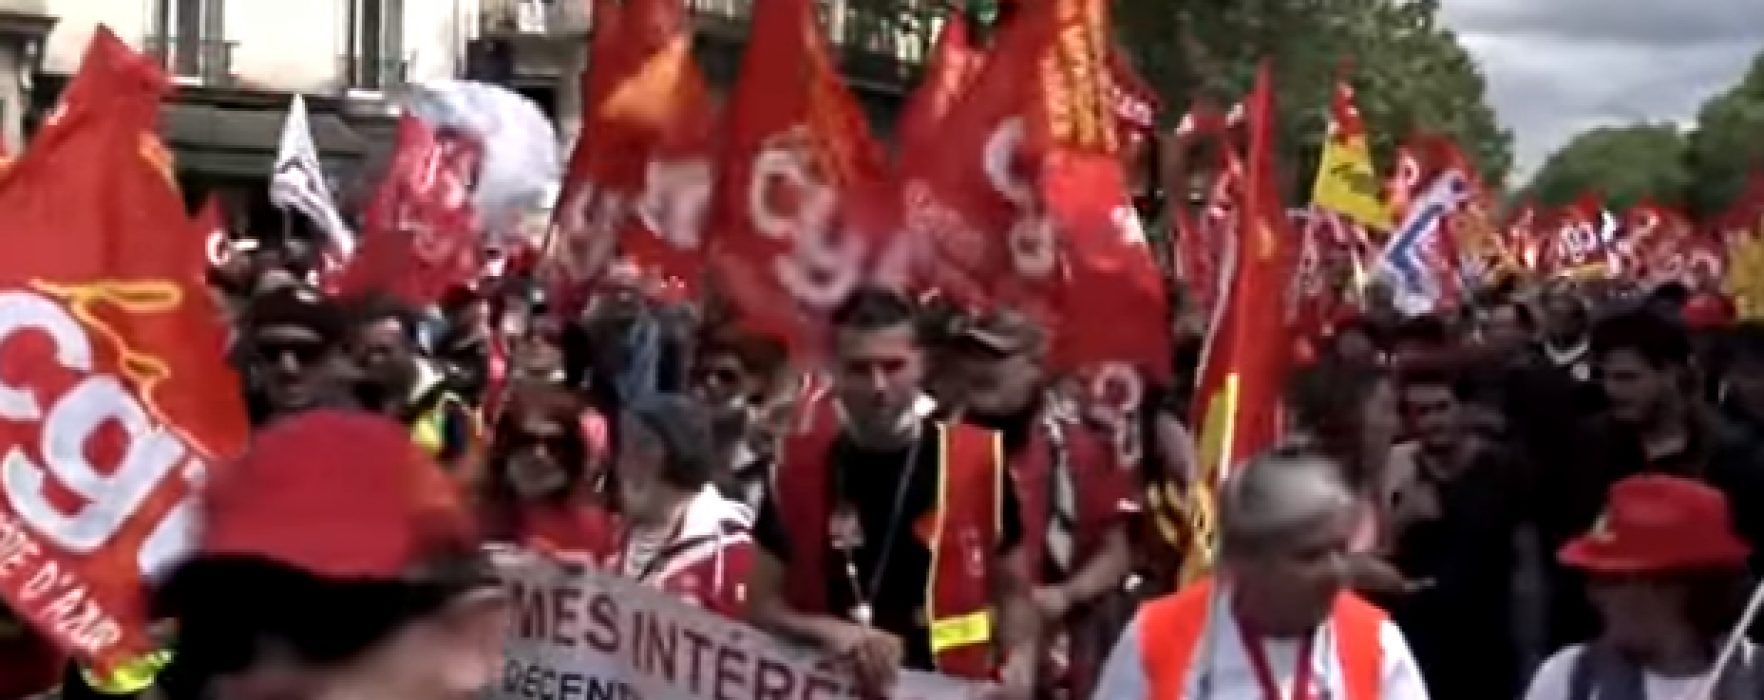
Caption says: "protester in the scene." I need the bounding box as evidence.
[691,325,790,508]
[949,309,1137,698]
[604,393,754,618]
[1718,321,1764,437]
[1542,309,1764,649]
[1093,452,1430,699]
[477,384,610,554]
[746,287,1039,698]
[150,411,506,699]
[1541,287,1596,387]
[1523,475,1756,700]
[349,295,478,467]
[238,285,357,425]
[1385,363,1530,700]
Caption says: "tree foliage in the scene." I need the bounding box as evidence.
[1685,52,1764,218]
[1524,124,1690,211]
[1112,0,1513,189]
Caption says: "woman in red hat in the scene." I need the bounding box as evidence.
[1524,474,1757,700]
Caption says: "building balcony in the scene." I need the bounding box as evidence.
[339,54,408,93]
[480,0,593,38]
[144,35,236,87]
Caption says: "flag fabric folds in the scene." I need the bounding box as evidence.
[270,95,354,267]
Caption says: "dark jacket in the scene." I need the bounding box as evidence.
[1539,407,1764,650]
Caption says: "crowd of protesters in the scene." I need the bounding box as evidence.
[4,228,1764,700]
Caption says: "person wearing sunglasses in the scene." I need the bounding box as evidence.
[239,286,357,426]
[478,384,611,557]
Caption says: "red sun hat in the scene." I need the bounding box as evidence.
[1559,474,1751,574]
[199,410,478,580]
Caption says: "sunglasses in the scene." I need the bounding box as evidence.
[506,429,573,453]
[256,339,331,366]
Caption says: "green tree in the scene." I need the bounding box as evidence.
[1684,51,1764,219]
[1112,0,1513,190]
[1524,124,1691,211]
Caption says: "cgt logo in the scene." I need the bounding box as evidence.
[0,284,203,582]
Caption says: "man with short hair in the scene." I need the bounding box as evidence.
[1385,364,1528,700]
[1095,453,1429,699]
[747,287,1038,698]
[1543,309,1764,649]
[349,297,475,466]
[152,410,507,699]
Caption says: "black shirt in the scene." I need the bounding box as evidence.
[753,422,1024,671]
[1386,442,1527,700]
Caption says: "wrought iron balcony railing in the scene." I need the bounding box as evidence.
[143,35,235,85]
[339,55,409,92]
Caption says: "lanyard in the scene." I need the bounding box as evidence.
[1236,622,1317,700]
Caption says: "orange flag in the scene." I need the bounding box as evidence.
[597,0,718,296]
[1183,62,1296,581]
[707,0,889,352]
[0,27,248,670]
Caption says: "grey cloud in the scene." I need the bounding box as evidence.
[1439,0,1763,181]
[1445,0,1764,46]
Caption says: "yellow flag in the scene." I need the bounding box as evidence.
[1311,81,1391,231]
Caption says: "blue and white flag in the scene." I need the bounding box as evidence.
[1375,169,1471,314]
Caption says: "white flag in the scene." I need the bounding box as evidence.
[270,94,355,264]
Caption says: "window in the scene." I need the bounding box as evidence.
[348,0,406,90]
[151,0,225,79]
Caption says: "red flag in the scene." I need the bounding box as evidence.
[1031,0,1170,382]
[539,0,629,307]
[0,27,248,670]
[336,118,483,305]
[1623,201,1694,283]
[1183,61,1295,580]
[896,6,1050,309]
[594,0,718,295]
[707,0,890,351]
[895,12,983,161]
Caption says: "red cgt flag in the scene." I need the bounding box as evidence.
[336,117,483,305]
[707,0,890,352]
[595,0,719,298]
[538,0,629,311]
[1030,0,1170,383]
[0,27,248,670]
[1182,61,1296,581]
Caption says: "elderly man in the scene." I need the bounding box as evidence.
[1093,452,1429,699]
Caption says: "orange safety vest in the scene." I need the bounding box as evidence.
[776,394,1004,679]
[1136,576,1385,700]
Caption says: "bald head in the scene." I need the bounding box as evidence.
[1219,453,1356,559]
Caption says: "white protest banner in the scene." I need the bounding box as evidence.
[494,556,989,700]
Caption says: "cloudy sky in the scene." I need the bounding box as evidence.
[1437,0,1764,182]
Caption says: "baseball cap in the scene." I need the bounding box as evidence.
[243,286,348,343]
[1559,474,1750,574]
[199,410,478,579]
[957,309,1047,357]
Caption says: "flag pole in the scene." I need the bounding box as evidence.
[1691,575,1764,700]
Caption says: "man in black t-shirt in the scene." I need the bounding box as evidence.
[752,419,1024,670]
[746,288,1037,699]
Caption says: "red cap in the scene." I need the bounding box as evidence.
[1682,292,1735,331]
[1559,474,1750,574]
[200,410,477,579]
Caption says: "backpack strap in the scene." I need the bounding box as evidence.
[1568,646,1596,700]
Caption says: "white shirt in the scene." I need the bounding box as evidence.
[1092,592,1430,699]
[1522,643,1754,700]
